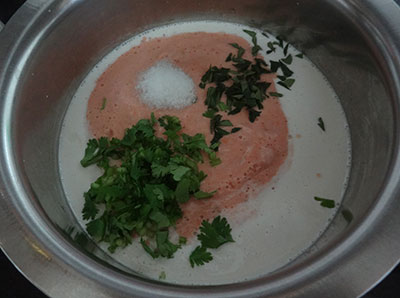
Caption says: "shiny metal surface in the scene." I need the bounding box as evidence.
[0,0,400,297]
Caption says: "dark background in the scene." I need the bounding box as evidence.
[0,1,399,297]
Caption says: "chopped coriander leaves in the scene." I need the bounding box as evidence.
[318,117,326,131]
[159,271,166,280]
[314,197,336,209]
[81,114,220,256]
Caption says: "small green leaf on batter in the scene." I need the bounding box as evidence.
[100,97,107,110]
[179,236,187,245]
[281,54,293,65]
[318,117,326,132]
[231,127,242,133]
[194,190,216,199]
[314,196,335,208]
[278,78,295,90]
[269,92,283,98]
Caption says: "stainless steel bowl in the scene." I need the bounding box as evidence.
[1,0,400,297]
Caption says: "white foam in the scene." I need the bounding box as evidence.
[137,60,196,109]
[59,20,351,285]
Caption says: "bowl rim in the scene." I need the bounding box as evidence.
[1,0,400,297]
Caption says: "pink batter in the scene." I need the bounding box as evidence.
[87,32,288,238]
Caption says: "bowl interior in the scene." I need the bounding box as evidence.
[6,0,397,290]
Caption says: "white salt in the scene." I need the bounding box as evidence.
[136,60,196,109]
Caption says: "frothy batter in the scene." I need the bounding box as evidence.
[59,21,351,285]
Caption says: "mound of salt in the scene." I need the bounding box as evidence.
[136,60,196,109]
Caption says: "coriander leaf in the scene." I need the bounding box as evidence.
[208,150,221,167]
[279,61,294,77]
[342,209,354,224]
[156,231,181,258]
[270,60,281,73]
[249,109,261,122]
[149,210,170,229]
[205,86,223,110]
[197,216,234,249]
[86,218,105,241]
[179,236,187,245]
[314,196,335,208]
[318,117,326,132]
[217,101,228,112]
[252,45,262,56]
[175,178,191,203]
[267,41,276,53]
[189,246,213,267]
[296,53,304,59]
[159,115,181,135]
[243,29,262,56]
[170,166,190,181]
[209,114,233,146]
[243,29,257,39]
[281,54,293,65]
[283,43,289,56]
[269,92,283,97]
[140,239,159,259]
[203,109,217,119]
[262,32,269,38]
[219,120,233,127]
[194,190,216,199]
[151,163,171,178]
[82,195,98,220]
[277,78,295,90]
[229,43,245,59]
[159,271,166,280]
[276,35,285,48]
[80,138,105,167]
[231,127,242,133]
[100,97,107,110]
[150,112,157,125]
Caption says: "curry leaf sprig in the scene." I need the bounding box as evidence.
[189,216,234,267]
[81,113,221,256]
